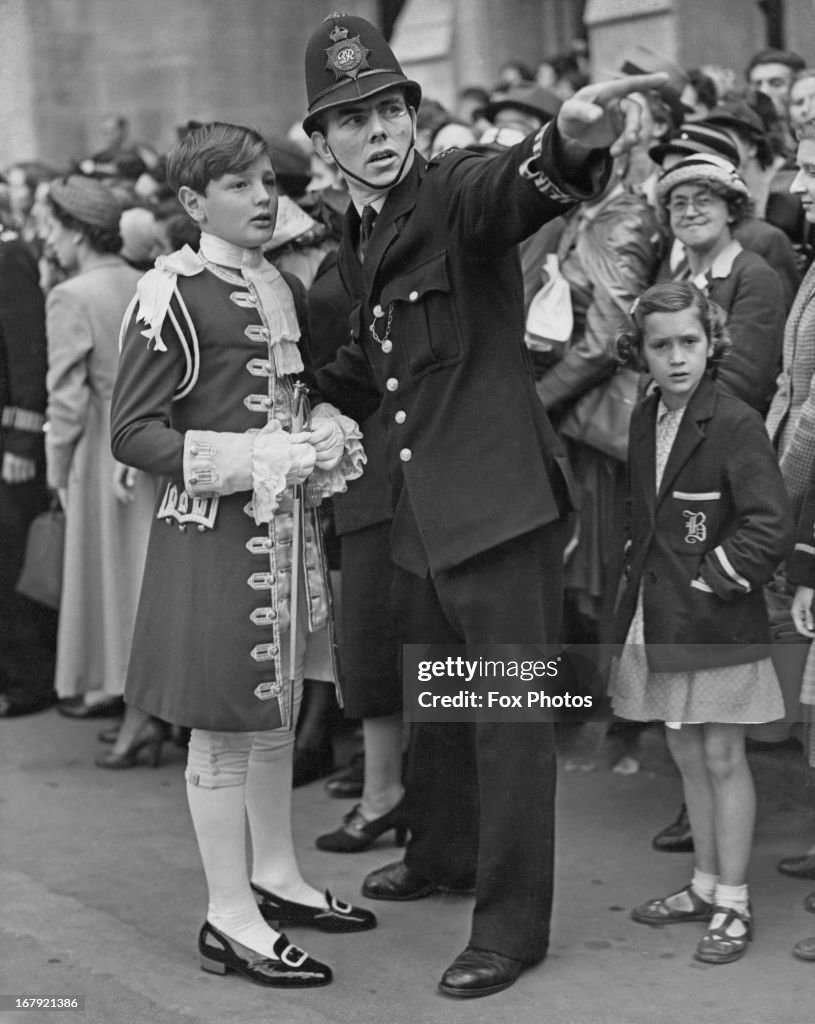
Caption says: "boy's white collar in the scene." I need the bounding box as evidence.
[199,232,266,270]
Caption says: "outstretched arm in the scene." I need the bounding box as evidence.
[556,72,669,166]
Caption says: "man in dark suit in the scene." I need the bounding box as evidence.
[303,12,665,998]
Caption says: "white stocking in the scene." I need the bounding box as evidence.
[245,730,325,909]
[186,778,282,958]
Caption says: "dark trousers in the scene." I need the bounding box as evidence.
[0,473,57,697]
[393,518,569,962]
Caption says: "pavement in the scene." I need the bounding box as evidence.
[1,712,813,1024]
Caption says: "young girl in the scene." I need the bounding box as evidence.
[110,123,370,988]
[611,282,793,964]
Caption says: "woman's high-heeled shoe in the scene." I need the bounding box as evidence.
[251,884,377,933]
[94,718,164,769]
[97,720,122,744]
[198,921,332,987]
[316,799,408,853]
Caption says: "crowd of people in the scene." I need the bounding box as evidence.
[2,10,815,998]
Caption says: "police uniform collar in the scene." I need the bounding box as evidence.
[352,196,387,218]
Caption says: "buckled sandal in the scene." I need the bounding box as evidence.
[694,906,753,965]
[631,884,714,925]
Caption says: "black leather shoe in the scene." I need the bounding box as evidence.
[652,803,694,853]
[251,885,377,933]
[324,752,365,799]
[316,799,407,853]
[58,696,125,720]
[778,852,815,880]
[361,860,438,901]
[198,921,331,987]
[438,947,527,999]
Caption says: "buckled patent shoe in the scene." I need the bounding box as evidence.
[652,803,694,853]
[438,947,528,999]
[251,885,376,933]
[361,860,438,902]
[777,852,815,880]
[198,921,332,987]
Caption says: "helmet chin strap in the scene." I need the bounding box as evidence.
[325,116,417,195]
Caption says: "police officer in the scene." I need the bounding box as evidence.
[303,12,665,998]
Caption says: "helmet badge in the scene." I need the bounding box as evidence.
[325,22,371,81]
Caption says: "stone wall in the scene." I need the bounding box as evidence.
[0,0,377,167]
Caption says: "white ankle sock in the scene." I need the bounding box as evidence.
[691,868,719,904]
[714,882,749,914]
[710,883,750,936]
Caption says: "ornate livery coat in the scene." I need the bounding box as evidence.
[111,245,363,731]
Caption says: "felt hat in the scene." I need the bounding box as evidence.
[705,99,766,139]
[649,122,741,166]
[477,84,562,126]
[49,175,124,232]
[303,13,421,136]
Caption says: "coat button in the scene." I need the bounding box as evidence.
[409,290,419,302]
[189,474,199,485]
[386,377,398,392]
[395,410,406,424]
[381,340,393,353]
[400,448,412,462]
[190,444,199,456]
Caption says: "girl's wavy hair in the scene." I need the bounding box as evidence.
[616,282,732,372]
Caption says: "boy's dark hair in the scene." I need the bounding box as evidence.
[616,282,731,372]
[166,122,272,195]
[745,48,806,79]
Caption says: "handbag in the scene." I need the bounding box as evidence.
[16,504,65,609]
[524,254,573,361]
[558,367,640,462]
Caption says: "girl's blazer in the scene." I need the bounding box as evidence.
[614,375,793,672]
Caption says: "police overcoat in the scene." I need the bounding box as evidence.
[316,124,608,578]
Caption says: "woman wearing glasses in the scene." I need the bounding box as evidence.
[657,153,785,416]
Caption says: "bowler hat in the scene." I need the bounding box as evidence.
[303,13,421,136]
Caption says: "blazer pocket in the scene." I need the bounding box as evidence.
[379,250,461,372]
[667,491,722,554]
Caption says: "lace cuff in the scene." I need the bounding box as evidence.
[251,420,294,523]
[183,430,253,497]
[309,402,366,498]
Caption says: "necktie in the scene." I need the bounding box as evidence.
[358,205,377,263]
